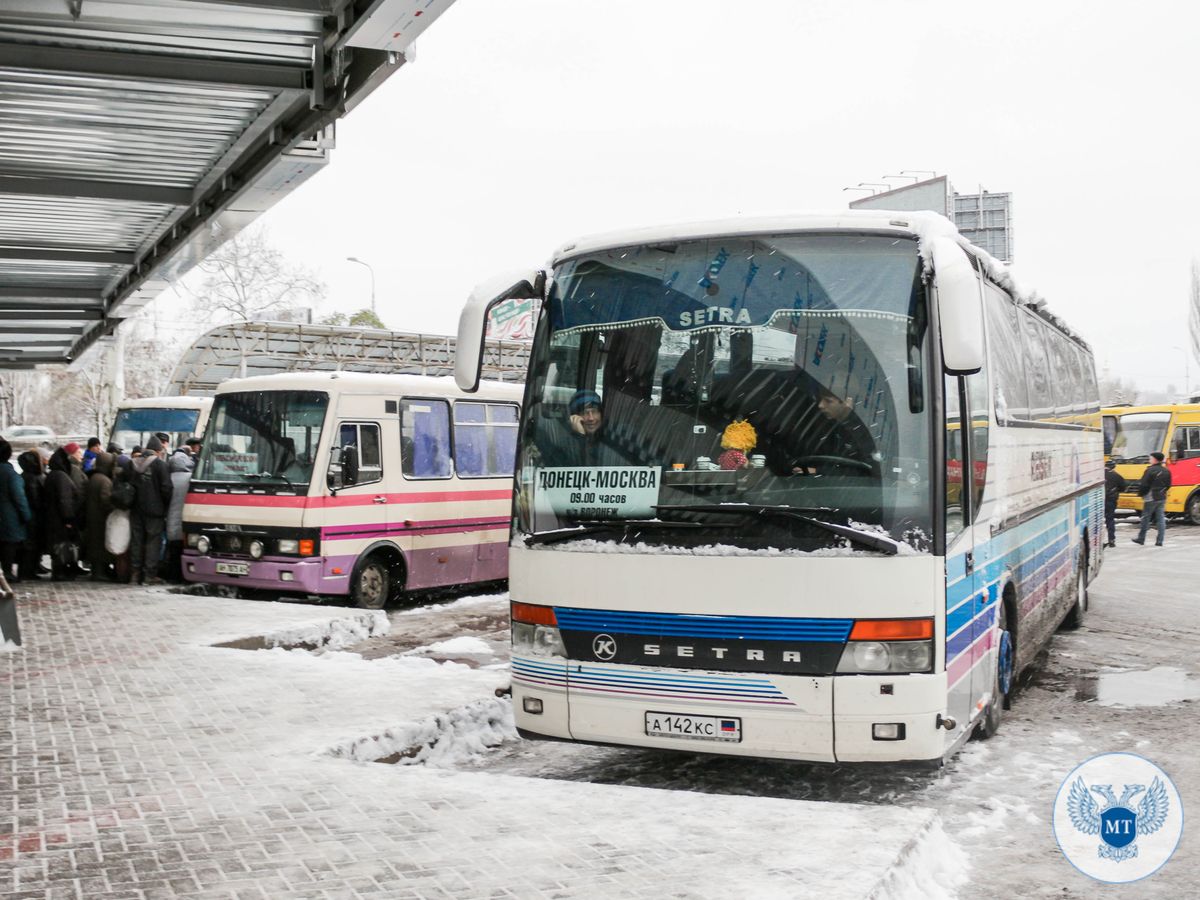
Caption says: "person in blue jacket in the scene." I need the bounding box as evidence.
[0,439,32,582]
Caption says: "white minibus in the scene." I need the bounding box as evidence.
[182,372,522,608]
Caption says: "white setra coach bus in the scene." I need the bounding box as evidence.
[455,211,1103,764]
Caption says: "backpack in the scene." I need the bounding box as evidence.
[111,477,136,511]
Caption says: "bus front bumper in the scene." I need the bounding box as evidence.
[511,658,950,763]
[182,552,349,595]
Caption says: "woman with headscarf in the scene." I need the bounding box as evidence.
[0,439,31,582]
[44,446,84,580]
[17,449,46,580]
[84,450,116,581]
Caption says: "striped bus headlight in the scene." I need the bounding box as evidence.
[836,619,934,674]
[511,602,566,658]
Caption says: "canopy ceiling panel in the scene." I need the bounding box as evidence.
[0,0,429,369]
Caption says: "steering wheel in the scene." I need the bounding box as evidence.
[791,454,874,475]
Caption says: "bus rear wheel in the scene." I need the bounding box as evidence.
[976,600,1012,740]
[1062,555,1088,630]
[352,557,390,610]
[1186,492,1200,525]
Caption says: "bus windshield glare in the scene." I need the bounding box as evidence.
[1109,412,1170,463]
[518,233,933,552]
[193,391,328,490]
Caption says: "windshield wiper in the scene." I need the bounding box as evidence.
[654,503,901,555]
[526,519,733,547]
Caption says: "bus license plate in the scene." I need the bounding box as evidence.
[216,562,249,576]
[645,711,741,743]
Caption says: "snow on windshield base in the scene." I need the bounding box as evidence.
[528,537,920,557]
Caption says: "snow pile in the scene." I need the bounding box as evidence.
[417,636,494,656]
[867,817,969,900]
[258,609,389,651]
[956,796,1040,840]
[0,639,21,654]
[396,591,507,617]
[323,697,516,767]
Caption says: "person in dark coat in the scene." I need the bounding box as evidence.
[44,446,84,580]
[0,440,32,582]
[111,450,134,583]
[130,436,172,585]
[1133,451,1171,547]
[1103,459,1127,548]
[84,450,116,581]
[17,449,46,580]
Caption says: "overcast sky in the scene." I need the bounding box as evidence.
[201,0,1199,391]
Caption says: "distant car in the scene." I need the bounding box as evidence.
[4,425,55,444]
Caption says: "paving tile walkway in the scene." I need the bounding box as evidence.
[1,582,947,899]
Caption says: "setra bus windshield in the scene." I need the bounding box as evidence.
[192,391,328,492]
[517,233,933,553]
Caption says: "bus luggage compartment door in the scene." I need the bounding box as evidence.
[564,664,835,762]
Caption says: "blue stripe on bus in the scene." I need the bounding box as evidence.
[943,487,1102,666]
[553,608,853,642]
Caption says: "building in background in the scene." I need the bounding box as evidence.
[849,175,1014,263]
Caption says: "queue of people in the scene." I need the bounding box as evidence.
[0,433,202,585]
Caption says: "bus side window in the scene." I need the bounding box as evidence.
[944,373,964,544]
[454,402,519,477]
[402,399,452,479]
[1175,425,1200,460]
[334,422,381,487]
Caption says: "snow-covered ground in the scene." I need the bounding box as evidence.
[4,515,1197,897]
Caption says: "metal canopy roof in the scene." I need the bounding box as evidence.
[167,320,531,395]
[0,0,413,370]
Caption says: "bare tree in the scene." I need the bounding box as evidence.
[188,227,325,323]
[0,371,52,431]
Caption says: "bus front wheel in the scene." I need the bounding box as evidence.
[1186,492,1200,525]
[976,600,1012,740]
[352,557,390,610]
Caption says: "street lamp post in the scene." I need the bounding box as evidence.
[346,256,376,314]
[1171,345,1190,399]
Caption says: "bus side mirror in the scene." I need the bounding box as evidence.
[342,446,359,486]
[455,269,546,392]
[930,238,984,375]
[326,446,359,491]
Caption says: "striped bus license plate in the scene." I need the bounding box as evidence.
[216,562,249,576]
[645,711,741,742]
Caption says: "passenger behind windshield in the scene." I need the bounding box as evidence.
[557,390,628,466]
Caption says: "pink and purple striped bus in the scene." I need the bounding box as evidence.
[182,372,522,608]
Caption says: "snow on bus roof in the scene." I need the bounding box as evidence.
[212,370,523,399]
[551,209,1089,350]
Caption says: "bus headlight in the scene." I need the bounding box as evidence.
[249,540,264,559]
[277,539,299,554]
[837,618,934,674]
[196,536,210,554]
[186,533,200,548]
[511,602,566,658]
